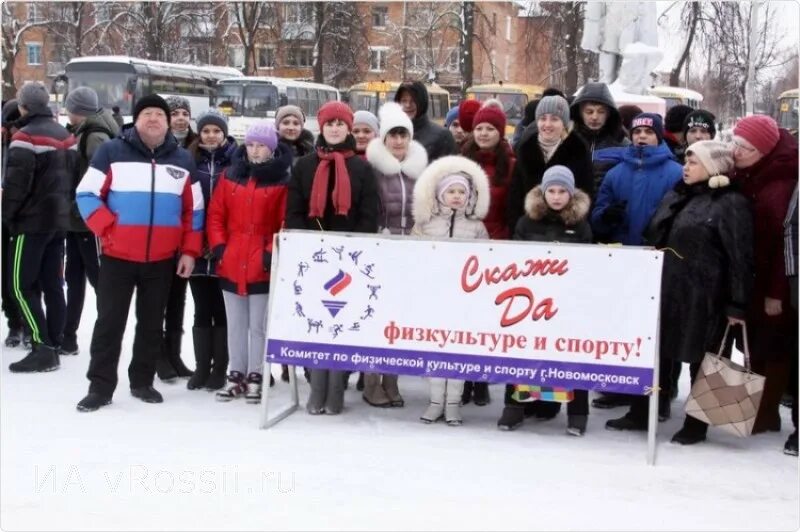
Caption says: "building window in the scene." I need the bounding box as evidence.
[372,5,388,27]
[285,3,314,25]
[191,46,211,65]
[286,48,313,68]
[369,47,388,72]
[407,50,426,73]
[447,49,459,73]
[227,46,245,69]
[258,47,276,69]
[27,44,42,65]
[27,4,41,23]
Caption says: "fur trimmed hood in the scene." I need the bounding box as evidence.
[366,137,428,180]
[524,186,591,226]
[413,155,490,224]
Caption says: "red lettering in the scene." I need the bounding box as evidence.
[461,255,481,293]
[495,287,559,327]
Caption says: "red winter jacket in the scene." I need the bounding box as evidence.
[207,144,292,296]
[465,139,516,239]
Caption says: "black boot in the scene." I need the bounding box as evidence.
[59,333,79,356]
[187,327,212,390]
[166,331,193,378]
[461,381,474,405]
[205,326,228,390]
[9,344,60,373]
[592,392,631,409]
[497,406,525,431]
[156,332,178,383]
[473,382,491,406]
[784,430,799,456]
[671,416,708,445]
[76,392,112,412]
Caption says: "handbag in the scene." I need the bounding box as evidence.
[684,322,765,437]
[511,384,574,403]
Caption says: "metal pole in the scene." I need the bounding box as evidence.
[647,309,661,466]
[745,1,761,116]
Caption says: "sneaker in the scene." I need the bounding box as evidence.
[76,392,112,412]
[4,327,23,348]
[605,413,648,431]
[216,372,246,402]
[784,430,798,456]
[9,345,59,373]
[497,406,525,431]
[130,386,163,403]
[59,335,80,356]
[245,373,262,404]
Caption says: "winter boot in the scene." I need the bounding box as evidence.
[473,382,491,406]
[245,373,262,404]
[166,330,193,378]
[461,381,474,405]
[9,344,60,373]
[591,392,631,409]
[131,386,163,403]
[421,378,446,423]
[534,401,561,420]
[670,416,708,445]
[356,372,365,391]
[76,392,112,412]
[362,372,391,407]
[445,379,465,426]
[784,430,799,456]
[567,415,588,437]
[216,371,246,402]
[497,406,525,431]
[205,326,229,390]
[382,374,404,407]
[187,327,212,390]
[156,332,178,383]
[4,327,23,348]
[281,364,290,383]
[59,333,79,356]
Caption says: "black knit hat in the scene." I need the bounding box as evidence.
[133,94,171,124]
[664,104,694,133]
[683,109,716,139]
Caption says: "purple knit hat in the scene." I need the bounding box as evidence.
[245,121,278,151]
[436,173,471,204]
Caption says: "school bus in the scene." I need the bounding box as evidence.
[777,88,799,138]
[347,81,451,125]
[464,83,545,136]
[647,86,704,110]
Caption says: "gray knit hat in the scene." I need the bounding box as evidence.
[685,140,734,177]
[275,105,305,126]
[17,82,49,111]
[541,165,575,196]
[196,108,228,137]
[165,95,191,115]
[66,87,99,116]
[353,110,379,134]
[535,95,571,127]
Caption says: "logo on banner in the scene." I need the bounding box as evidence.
[292,244,380,339]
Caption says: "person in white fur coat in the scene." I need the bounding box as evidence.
[411,155,490,425]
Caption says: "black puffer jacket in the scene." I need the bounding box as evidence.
[570,82,630,192]
[513,185,593,243]
[285,134,379,233]
[2,108,76,234]
[283,129,315,163]
[394,81,456,162]
[645,180,754,363]
[507,128,593,229]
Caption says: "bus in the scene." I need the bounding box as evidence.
[777,88,799,138]
[347,81,451,125]
[647,86,704,110]
[464,83,544,136]
[214,77,339,139]
[62,56,243,126]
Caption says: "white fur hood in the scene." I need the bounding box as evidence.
[412,155,490,224]
[366,138,428,180]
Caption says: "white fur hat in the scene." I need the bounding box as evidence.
[379,102,414,141]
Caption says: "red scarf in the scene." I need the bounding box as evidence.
[309,147,354,219]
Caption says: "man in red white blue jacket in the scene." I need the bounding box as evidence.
[75,94,204,412]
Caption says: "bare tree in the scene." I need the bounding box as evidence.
[225,2,280,75]
[2,3,53,96]
[307,2,369,87]
[536,2,590,93]
[663,1,702,87]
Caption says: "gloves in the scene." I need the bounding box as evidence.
[601,201,627,226]
[263,251,272,272]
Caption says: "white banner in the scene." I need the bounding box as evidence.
[266,230,663,394]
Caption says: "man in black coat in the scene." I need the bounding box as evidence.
[394,81,456,162]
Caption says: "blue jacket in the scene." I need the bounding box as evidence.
[192,137,237,276]
[591,142,682,245]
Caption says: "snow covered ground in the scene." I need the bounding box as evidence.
[1,288,798,531]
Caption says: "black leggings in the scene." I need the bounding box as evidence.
[189,276,226,328]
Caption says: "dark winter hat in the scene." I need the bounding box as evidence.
[445,106,460,128]
[542,87,567,99]
[196,108,228,137]
[17,82,49,111]
[541,165,575,197]
[458,99,481,133]
[65,86,99,116]
[617,105,643,132]
[165,95,191,115]
[683,109,716,139]
[734,114,780,156]
[1,99,20,126]
[664,104,693,133]
[133,94,171,124]
[318,101,354,130]
[522,99,540,127]
[472,100,507,138]
[630,113,664,143]
[535,95,571,127]
[245,121,278,151]
[276,105,305,126]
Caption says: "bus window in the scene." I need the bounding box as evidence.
[307,89,320,116]
[287,87,298,106]
[67,71,137,115]
[214,83,243,115]
[243,84,279,116]
[495,93,526,122]
[297,88,309,115]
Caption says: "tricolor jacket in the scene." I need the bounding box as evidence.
[76,125,204,262]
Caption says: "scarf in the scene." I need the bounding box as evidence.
[538,135,561,162]
[173,129,188,144]
[309,143,355,219]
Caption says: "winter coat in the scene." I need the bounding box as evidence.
[191,136,238,276]
[569,82,631,193]
[68,109,121,232]
[394,81,457,162]
[207,143,293,296]
[591,142,682,245]
[464,139,516,239]
[411,155,490,240]
[2,109,76,235]
[365,137,428,235]
[282,129,315,163]
[76,124,204,262]
[514,186,593,244]
[664,132,686,164]
[507,128,593,230]
[645,180,754,363]
[732,128,799,361]
[285,135,379,234]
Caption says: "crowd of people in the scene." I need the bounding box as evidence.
[1,79,797,456]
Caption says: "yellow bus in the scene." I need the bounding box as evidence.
[464,83,544,136]
[347,81,451,125]
[647,86,704,110]
[777,88,798,137]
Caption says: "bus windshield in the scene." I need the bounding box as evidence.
[778,97,799,130]
[469,93,526,123]
[68,70,135,115]
[214,83,279,116]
